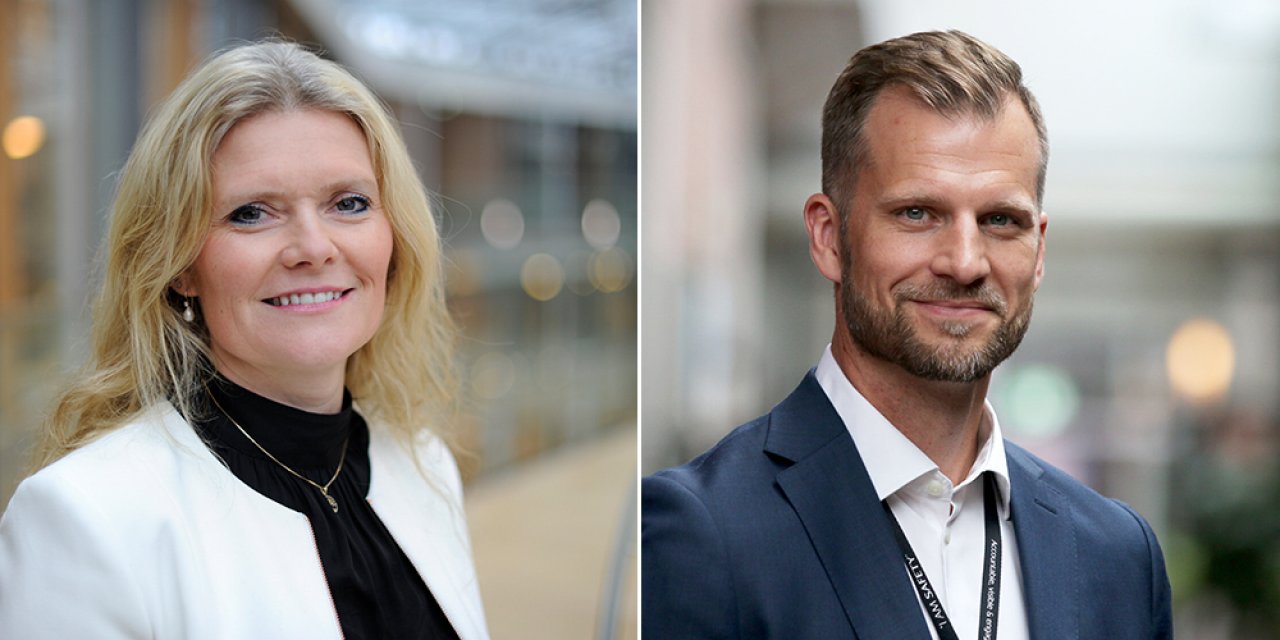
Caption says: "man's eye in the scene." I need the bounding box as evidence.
[335,195,370,214]
[228,205,266,226]
[987,213,1012,226]
[901,207,928,221]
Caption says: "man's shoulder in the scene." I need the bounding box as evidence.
[1006,440,1156,540]
[646,372,843,497]
[645,412,775,501]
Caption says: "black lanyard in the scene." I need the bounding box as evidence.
[881,472,1002,640]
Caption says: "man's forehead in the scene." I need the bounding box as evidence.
[863,88,1038,159]
[854,87,1041,209]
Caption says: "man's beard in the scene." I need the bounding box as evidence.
[840,265,1033,383]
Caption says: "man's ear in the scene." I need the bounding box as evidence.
[1033,210,1048,290]
[804,193,843,284]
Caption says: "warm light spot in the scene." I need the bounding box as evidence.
[581,198,621,249]
[520,253,564,301]
[470,351,516,399]
[480,198,524,249]
[589,247,632,293]
[1166,318,1235,404]
[3,116,46,159]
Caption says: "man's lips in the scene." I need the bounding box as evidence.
[910,299,995,317]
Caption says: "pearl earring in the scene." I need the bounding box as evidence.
[182,298,195,323]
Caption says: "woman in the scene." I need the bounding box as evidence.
[0,41,488,639]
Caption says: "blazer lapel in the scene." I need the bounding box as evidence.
[1007,444,1079,639]
[367,429,489,640]
[767,374,932,640]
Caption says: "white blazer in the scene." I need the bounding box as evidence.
[0,402,489,639]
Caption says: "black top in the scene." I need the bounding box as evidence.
[192,378,460,640]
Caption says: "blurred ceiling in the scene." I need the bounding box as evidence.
[288,0,636,127]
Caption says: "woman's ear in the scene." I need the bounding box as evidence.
[170,273,197,297]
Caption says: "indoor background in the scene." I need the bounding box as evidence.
[641,0,1280,638]
[0,0,636,638]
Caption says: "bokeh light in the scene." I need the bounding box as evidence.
[3,115,46,160]
[581,198,621,250]
[521,253,565,301]
[480,198,524,250]
[588,247,632,293]
[470,351,517,400]
[995,364,1081,438]
[1166,318,1235,404]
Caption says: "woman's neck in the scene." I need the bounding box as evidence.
[210,354,345,414]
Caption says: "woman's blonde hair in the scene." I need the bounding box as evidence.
[32,41,456,470]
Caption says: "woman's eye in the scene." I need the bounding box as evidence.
[335,195,371,214]
[228,204,266,226]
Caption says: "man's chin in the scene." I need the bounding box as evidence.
[896,350,996,383]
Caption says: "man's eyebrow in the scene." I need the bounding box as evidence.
[983,199,1039,216]
[876,193,1037,215]
[875,192,949,210]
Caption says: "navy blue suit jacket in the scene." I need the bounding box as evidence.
[642,373,1173,639]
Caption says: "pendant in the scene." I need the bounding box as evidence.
[323,491,339,513]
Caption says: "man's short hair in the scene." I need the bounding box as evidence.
[821,30,1048,212]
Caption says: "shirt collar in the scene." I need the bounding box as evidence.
[814,345,1012,515]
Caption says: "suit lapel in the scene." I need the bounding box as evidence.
[1007,444,1079,639]
[766,374,932,640]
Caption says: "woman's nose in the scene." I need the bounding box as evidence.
[280,212,338,268]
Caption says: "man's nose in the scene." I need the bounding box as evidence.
[929,217,990,286]
[280,212,338,268]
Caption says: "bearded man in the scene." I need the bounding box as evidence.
[642,30,1172,640]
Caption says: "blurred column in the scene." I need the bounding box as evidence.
[1224,247,1280,417]
[0,0,18,311]
[88,0,143,242]
[0,0,18,426]
[641,0,765,470]
[53,0,93,357]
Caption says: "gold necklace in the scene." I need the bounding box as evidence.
[207,389,350,514]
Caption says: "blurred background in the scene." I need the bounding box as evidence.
[642,0,1280,637]
[0,0,635,637]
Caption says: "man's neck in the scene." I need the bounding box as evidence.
[831,334,990,486]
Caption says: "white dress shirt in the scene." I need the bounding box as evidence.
[815,346,1029,640]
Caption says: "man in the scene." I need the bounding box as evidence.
[642,30,1172,639]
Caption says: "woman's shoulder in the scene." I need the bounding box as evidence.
[365,419,464,497]
[10,403,213,523]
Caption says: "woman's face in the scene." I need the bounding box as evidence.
[182,109,394,401]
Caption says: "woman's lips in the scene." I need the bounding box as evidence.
[264,288,352,307]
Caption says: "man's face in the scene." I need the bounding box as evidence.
[837,85,1045,382]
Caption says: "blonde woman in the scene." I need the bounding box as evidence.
[0,41,488,639]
